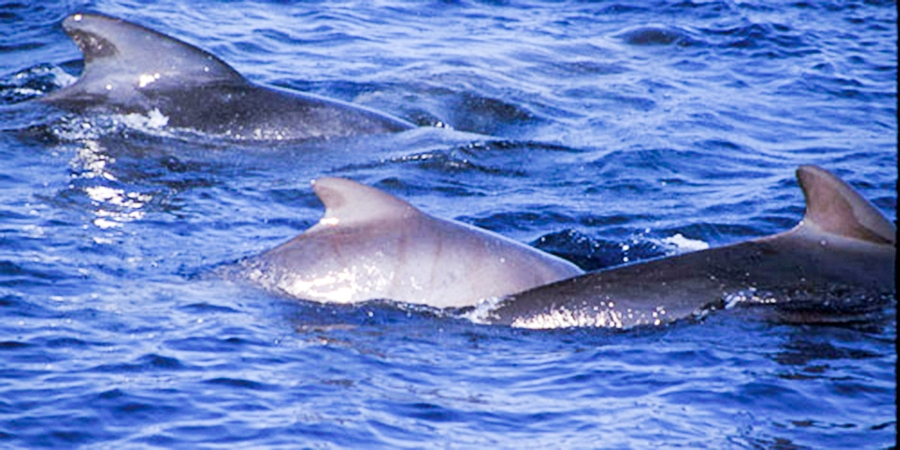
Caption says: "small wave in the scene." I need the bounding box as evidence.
[90,353,188,373]
[203,377,273,391]
[699,22,813,58]
[614,24,704,47]
[0,64,76,104]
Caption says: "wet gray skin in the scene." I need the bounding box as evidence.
[240,177,584,308]
[42,13,414,141]
[487,165,896,329]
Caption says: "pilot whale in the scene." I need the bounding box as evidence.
[239,177,584,308]
[485,165,896,329]
[41,13,414,141]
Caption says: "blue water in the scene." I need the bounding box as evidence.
[1,0,896,447]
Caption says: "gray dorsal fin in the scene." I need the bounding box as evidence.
[311,178,420,228]
[797,165,896,245]
[48,12,244,102]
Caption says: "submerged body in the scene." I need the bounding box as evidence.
[41,13,413,141]
[240,178,584,308]
[487,166,896,329]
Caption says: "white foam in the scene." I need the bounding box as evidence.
[660,233,709,253]
[119,108,170,130]
[460,296,505,325]
[510,307,626,329]
[51,109,173,141]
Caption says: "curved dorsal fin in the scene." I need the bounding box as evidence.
[797,165,895,245]
[50,12,244,100]
[311,178,419,228]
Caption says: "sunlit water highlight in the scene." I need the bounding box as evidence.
[0,0,895,447]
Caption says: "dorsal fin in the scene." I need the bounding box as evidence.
[46,13,244,103]
[311,178,420,228]
[797,165,895,245]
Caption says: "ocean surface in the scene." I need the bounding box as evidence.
[0,0,896,448]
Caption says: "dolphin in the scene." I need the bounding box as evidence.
[239,177,584,308]
[41,13,414,141]
[484,165,896,329]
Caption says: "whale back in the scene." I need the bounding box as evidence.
[487,165,895,329]
[244,178,584,308]
[794,165,895,244]
[43,12,246,108]
[40,12,416,140]
[309,177,420,231]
